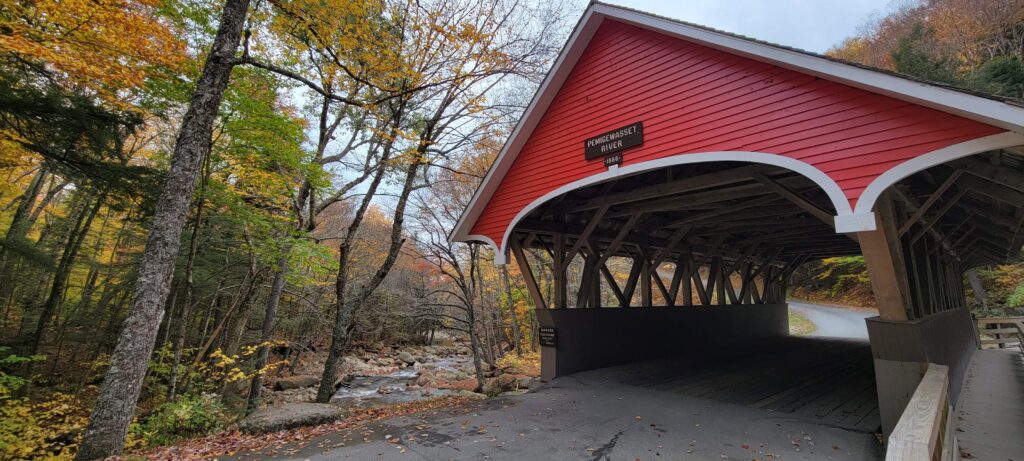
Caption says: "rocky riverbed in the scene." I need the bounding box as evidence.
[243,344,539,434]
[267,343,538,410]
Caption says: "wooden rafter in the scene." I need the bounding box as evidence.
[753,173,835,226]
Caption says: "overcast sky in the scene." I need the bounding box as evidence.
[600,0,895,53]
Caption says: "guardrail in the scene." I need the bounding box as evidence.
[976,317,1024,353]
[885,364,955,461]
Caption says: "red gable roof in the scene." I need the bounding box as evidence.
[452,3,1024,262]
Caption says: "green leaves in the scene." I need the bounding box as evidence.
[891,23,959,85]
[974,56,1024,99]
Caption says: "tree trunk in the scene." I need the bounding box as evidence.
[467,248,485,391]
[168,151,211,401]
[314,119,402,403]
[75,0,250,456]
[500,266,523,357]
[0,166,48,310]
[316,144,421,403]
[29,192,104,360]
[246,256,287,415]
[967,269,989,309]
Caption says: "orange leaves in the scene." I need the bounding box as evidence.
[0,0,185,101]
[138,396,476,460]
[825,0,1024,74]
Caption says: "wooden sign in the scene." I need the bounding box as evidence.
[538,327,557,347]
[584,122,643,160]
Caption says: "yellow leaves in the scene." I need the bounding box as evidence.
[0,392,89,460]
[198,342,287,385]
[270,0,407,89]
[0,0,185,102]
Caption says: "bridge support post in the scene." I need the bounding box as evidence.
[851,192,977,439]
[855,192,911,322]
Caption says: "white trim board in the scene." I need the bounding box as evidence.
[451,2,1024,248]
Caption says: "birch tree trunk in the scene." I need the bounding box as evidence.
[75,0,250,457]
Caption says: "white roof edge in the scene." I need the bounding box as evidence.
[450,2,1024,244]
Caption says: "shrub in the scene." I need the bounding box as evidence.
[1007,282,1024,309]
[0,348,88,460]
[138,394,227,447]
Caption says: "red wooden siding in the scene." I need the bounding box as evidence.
[469,20,1003,249]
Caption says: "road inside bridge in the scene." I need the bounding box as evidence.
[790,302,875,340]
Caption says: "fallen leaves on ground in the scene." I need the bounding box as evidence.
[124,396,476,460]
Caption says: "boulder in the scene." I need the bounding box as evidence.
[333,373,356,389]
[415,374,433,387]
[483,374,530,395]
[398,351,416,365]
[239,403,344,434]
[341,356,371,374]
[454,390,488,400]
[273,375,320,391]
[443,378,479,392]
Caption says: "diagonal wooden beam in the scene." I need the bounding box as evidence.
[690,257,710,305]
[600,265,627,307]
[652,267,673,306]
[957,157,1024,193]
[596,213,641,268]
[621,255,642,307]
[753,173,834,226]
[897,169,964,235]
[668,259,686,305]
[650,225,691,268]
[510,237,547,309]
[562,204,609,271]
[903,188,967,246]
[958,174,1024,207]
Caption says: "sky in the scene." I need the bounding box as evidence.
[600,0,894,53]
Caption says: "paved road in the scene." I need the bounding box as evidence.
[789,302,876,340]
[240,338,881,461]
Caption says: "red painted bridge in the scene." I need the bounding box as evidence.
[453,3,1024,459]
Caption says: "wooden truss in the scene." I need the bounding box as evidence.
[503,150,1024,320]
[509,230,801,309]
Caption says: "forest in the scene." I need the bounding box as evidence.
[0,0,1021,459]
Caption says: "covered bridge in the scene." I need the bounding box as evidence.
[451,1,1024,448]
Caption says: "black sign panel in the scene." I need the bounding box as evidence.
[538,327,557,347]
[584,122,643,160]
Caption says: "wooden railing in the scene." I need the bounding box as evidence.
[976,317,1024,353]
[886,364,956,461]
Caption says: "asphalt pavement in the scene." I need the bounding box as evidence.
[789,302,876,340]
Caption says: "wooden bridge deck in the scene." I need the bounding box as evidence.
[588,336,881,433]
[956,349,1024,461]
